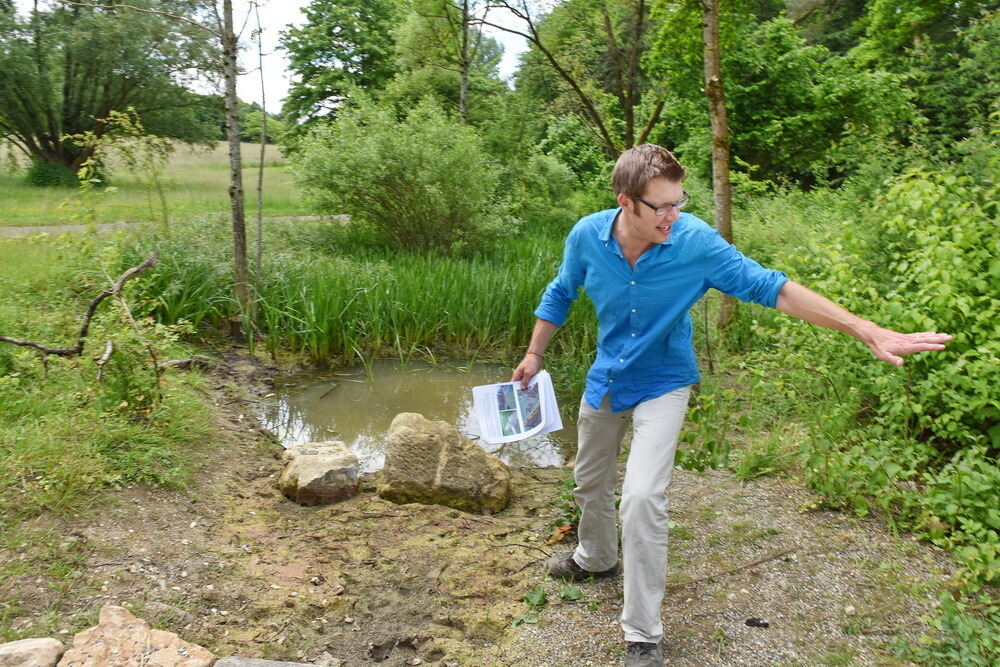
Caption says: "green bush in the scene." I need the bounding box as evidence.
[857,144,999,452]
[290,99,518,255]
[508,152,580,235]
[25,159,77,187]
[731,129,1000,586]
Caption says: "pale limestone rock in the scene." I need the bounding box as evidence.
[57,605,213,667]
[215,659,325,666]
[279,441,359,506]
[0,638,66,667]
[378,413,511,513]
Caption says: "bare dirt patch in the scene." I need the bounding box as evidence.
[0,350,955,666]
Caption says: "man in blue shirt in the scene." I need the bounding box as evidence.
[511,144,951,666]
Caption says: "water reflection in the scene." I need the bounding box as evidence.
[258,360,577,473]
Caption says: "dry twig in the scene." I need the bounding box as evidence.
[667,548,796,589]
[0,253,158,357]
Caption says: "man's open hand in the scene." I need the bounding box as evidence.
[862,325,952,366]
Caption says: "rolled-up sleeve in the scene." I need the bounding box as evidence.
[534,229,586,327]
[701,229,788,308]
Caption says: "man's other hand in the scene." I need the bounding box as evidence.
[862,325,953,366]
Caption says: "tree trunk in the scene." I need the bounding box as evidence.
[254,3,266,289]
[222,0,250,334]
[702,0,736,329]
[459,0,470,121]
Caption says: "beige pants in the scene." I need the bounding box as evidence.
[571,386,692,643]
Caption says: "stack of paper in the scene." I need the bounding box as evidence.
[472,370,562,445]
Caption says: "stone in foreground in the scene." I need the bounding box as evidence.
[57,605,214,666]
[280,441,359,506]
[378,412,512,513]
[215,659,335,667]
[0,638,66,667]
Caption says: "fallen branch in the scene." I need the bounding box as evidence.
[494,542,551,559]
[159,356,216,371]
[667,548,796,589]
[0,253,158,357]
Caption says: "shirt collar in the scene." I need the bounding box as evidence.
[599,209,682,253]
[597,208,619,242]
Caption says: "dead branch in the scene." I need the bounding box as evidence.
[494,542,551,558]
[0,252,158,357]
[159,356,217,371]
[103,260,163,397]
[667,548,796,589]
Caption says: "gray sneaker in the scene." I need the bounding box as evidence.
[624,640,664,666]
[544,552,619,582]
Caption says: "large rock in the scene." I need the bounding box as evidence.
[215,659,335,667]
[279,441,359,506]
[0,638,66,667]
[57,605,214,667]
[378,413,512,513]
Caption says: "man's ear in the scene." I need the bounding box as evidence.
[616,191,633,212]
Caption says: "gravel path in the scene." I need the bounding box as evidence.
[0,222,144,237]
[491,467,952,666]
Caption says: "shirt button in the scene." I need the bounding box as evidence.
[619,358,624,363]
[630,281,636,285]
[609,379,615,383]
[631,308,637,313]
[631,333,636,337]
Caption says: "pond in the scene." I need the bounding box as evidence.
[257,360,578,473]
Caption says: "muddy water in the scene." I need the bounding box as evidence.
[258,360,577,472]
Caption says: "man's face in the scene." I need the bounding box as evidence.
[620,177,685,245]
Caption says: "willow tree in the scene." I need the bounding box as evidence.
[0,0,218,176]
[31,0,252,326]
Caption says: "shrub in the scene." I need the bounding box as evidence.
[733,128,1000,585]
[507,152,580,235]
[291,99,518,255]
[25,159,77,187]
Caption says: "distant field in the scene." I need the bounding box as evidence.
[0,142,310,227]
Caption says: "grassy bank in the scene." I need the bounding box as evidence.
[0,236,213,523]
[0,142,309,227]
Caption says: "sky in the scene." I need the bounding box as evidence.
[13,0,528,112]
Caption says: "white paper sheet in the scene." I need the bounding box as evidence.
[472,370,563,445]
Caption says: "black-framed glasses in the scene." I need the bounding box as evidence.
[631,191,689,216]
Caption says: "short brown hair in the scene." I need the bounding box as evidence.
[611,144,685,196]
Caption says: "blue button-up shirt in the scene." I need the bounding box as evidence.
[535,208,789,412]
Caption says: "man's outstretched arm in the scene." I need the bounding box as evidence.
[512,318,559,388]
[775,280,952,366]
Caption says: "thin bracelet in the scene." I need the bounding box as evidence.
[526,351,544,359]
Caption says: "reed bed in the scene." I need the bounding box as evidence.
[117,217,600,383]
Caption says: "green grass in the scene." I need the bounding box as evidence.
[0,142,310,227]
[0,237,213,522]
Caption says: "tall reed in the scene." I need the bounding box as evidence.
[115,217,600,384]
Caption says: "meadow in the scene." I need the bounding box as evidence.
[0,141,309,227]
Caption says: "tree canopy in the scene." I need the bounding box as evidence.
[280,0,401,132]
[0,0,220,175]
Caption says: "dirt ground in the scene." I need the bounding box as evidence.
[1,349,955,666]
